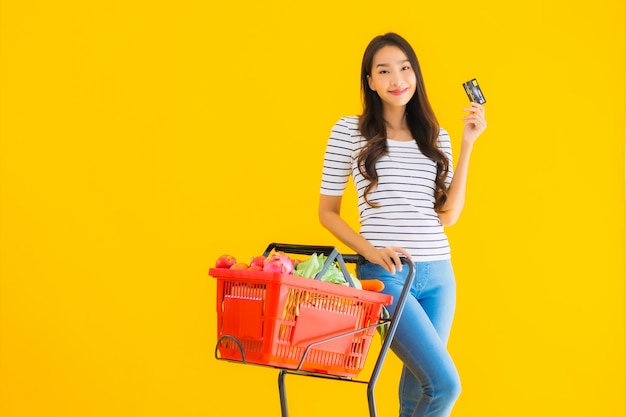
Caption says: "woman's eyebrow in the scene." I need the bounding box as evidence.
[375,60,410,68]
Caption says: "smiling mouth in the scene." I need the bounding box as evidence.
[390,88,408,95]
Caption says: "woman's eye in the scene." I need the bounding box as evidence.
[402,66,411,71]
[379,70,389,74]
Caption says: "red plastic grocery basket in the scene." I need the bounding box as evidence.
[211,263,391,377]
[209,243,415,417]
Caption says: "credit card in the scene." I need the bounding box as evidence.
[462,78,486,104]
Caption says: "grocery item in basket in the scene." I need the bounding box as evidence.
[292,253,362,289]
[263,250,295,274]
[360,279,385,292]
[250,256,266,268]
[215,254,237,269]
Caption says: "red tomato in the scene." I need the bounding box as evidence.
[215,255,237,269]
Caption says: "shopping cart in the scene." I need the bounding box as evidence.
[209,243,415,417]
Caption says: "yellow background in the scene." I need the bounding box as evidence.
[1,1,624,416]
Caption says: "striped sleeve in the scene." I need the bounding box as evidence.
[438,128,454,187]
[320,117,355,196]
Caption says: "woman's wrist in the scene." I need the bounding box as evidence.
[460,136,476,149]
[358,244,379,261]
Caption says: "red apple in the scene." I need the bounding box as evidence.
[215,254,237,269]
[250,256,266,268]
[248,265,263,272]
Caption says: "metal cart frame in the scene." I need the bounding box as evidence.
[213,243,415,417]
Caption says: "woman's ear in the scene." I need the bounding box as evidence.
[367,75,376,91]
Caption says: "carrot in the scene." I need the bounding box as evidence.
[360,279,385,292]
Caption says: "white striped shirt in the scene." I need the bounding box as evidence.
[320,116,454,261]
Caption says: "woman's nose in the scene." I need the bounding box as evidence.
[391,76,404,87]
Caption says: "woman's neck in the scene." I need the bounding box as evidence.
[383,106,408,130]
[382,106,413,141]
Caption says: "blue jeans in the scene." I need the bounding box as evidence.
[357,260,461,417]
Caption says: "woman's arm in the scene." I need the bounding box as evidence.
[437,102,487,226]
[319,194,410,273]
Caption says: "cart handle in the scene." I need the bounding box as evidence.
[263,243,358,288]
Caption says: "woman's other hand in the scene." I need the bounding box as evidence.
[461,102,487,145]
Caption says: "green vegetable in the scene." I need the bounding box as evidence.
[292,253,361,289]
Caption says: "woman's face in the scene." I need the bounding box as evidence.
[367,45,416,110]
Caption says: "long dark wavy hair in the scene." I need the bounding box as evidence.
[357,33,449,211]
